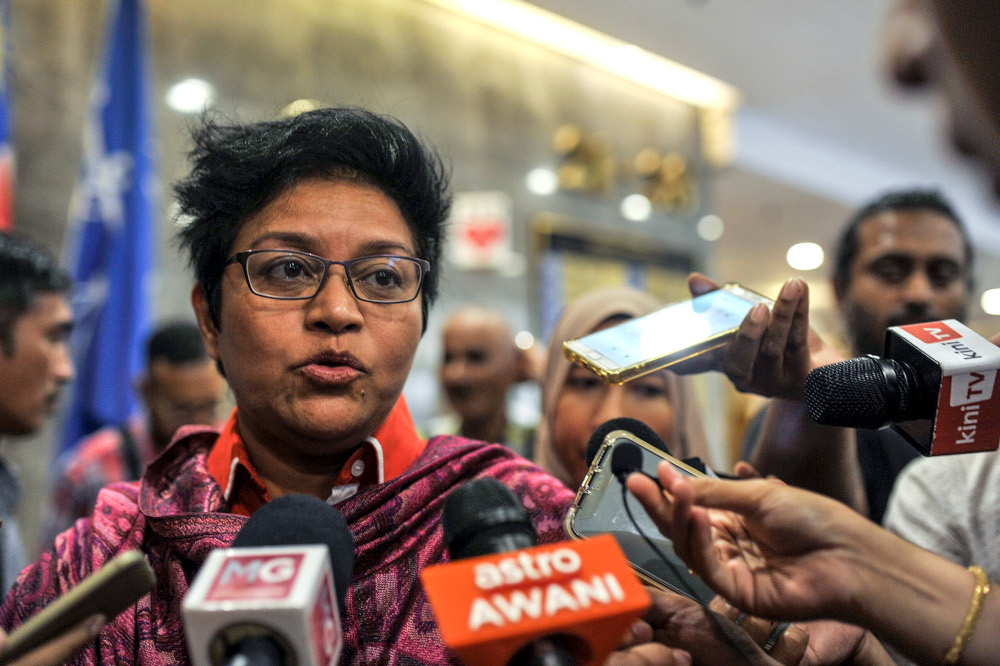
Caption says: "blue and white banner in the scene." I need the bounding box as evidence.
[60,0,157,453]
[0,0,14,231]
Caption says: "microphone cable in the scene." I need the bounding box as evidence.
[611,442,789,661]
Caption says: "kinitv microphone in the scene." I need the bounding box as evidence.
[183,494,355,666]
[805,319,1000,455]
[421,478,650,666]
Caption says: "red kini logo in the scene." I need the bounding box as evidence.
[901,321,962,344]
[205,553,304,601]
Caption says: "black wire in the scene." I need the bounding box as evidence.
[618,480,765,662]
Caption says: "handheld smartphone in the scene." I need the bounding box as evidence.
[0,550,157,664]
[564,429,715,603]
[562,283,774,384]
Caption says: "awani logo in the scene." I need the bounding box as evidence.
[206,553,304,601]
[901,321,961,344]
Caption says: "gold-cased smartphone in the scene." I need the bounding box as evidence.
[564,429,715,602]
[562,283,774,384]
[0,550,156,664]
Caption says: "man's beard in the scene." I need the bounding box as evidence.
[845,303,968,357]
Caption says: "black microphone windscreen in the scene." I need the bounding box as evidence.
[804,356,918,428]
[442,478,537,559]
[585,417,670,466]
[611,442,643,480]
[231,494,354,611]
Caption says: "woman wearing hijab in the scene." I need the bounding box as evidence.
[534,286,712,488]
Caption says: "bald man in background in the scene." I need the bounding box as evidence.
[431,307,538,458]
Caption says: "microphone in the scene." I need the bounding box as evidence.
[422,478,650,666]
[585,417,668,466]
[805,319,1000,455]
[183,494,355,666]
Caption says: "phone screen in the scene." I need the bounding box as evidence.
[570,437,715,603]
[571,287,762,369]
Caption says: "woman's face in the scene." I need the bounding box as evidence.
[550,318,676,486]
[194,178,423,460]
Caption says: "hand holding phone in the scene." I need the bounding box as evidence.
[566,428,808,665]
[563,282,774,384]
[681,274,841,401]
[0,550,156,665]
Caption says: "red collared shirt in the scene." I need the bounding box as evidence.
[207,398,426,516]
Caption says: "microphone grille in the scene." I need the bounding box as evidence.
[805,357,912,428]
[586,417,670,466]
[611,442,643,479]
[231,494,355,611]
[442,478,536,559]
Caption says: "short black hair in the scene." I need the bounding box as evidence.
[832,188,974,295]
[146,320,208,367]
[0,232,71,355]
[174,107,451,332]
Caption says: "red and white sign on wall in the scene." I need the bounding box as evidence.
[447,191,514,270]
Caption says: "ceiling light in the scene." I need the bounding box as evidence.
[420,0,740,113]
[165,78,215,113]
[697,214,724,241]
[620,194,652,222]
[982,288,1000,315]
[526,168,558,195]
[786,242,824,271]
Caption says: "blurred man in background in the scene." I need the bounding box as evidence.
[744,187,973,523]
[831,188,972,522]
[0,232,73,595]
[41,320,226,546]
[432,306,538,457]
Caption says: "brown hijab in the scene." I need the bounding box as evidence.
[533,285,711,487]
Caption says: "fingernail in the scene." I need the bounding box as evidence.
[780,277,800,299]
[676,650,693,666]
[749,303,768,323]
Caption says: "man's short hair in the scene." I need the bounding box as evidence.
[146,320,208,367]
[831,188,974,295]
[0,232,71,355]
[174,107,451,332]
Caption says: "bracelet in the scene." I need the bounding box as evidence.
[944,565,991,665]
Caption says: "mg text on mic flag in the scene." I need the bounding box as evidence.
[59,0,156,453]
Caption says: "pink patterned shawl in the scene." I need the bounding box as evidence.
[1,425,574,665]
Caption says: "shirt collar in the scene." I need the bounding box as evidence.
[206,397,426,516]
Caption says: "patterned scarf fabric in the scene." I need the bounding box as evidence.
[1,423,574,665]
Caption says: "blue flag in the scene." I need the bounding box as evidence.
[60,0,156,453]
[0,0,14,231]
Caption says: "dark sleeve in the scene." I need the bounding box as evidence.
[856,427,921,524]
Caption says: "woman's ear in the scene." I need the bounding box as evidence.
[191,284,221,362]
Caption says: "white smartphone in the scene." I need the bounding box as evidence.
[0,550,156,664]
[562,283,774,384]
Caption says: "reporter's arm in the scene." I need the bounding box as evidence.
[750,400,867,513]
[684,274,866,511]
[629,465,1000,666]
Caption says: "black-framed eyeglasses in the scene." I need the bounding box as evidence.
[225,249,431,304]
